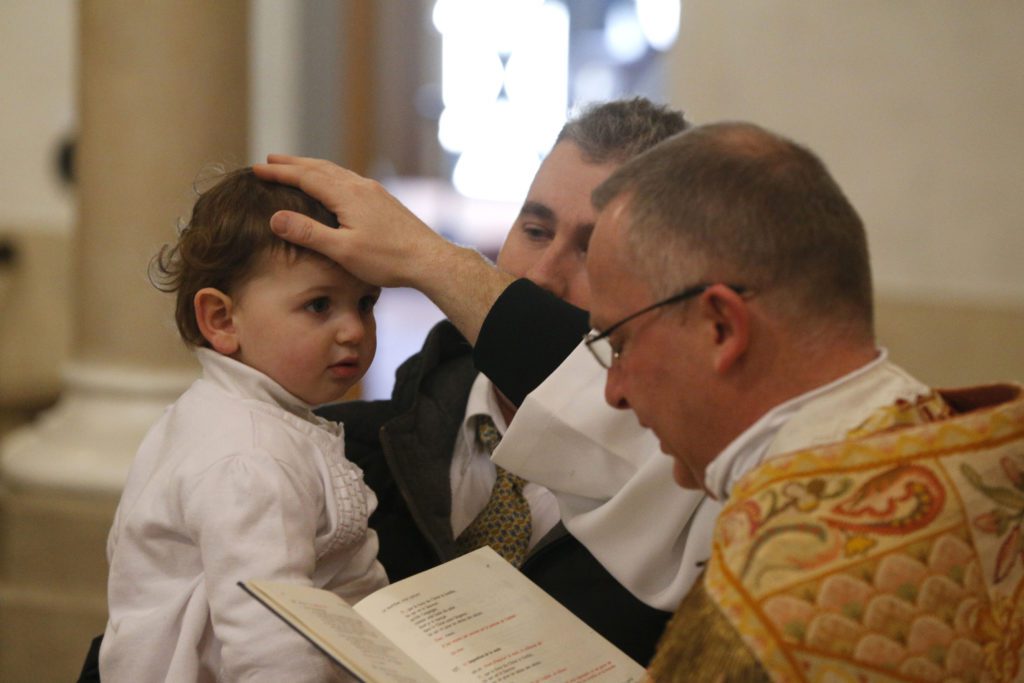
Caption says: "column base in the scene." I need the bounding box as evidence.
[1,360,195,494]
[0,360,195,679]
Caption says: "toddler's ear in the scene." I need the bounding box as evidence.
[194,288,240,355]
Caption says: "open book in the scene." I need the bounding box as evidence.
[240,547,647,683]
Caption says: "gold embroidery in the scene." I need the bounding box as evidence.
[688,385,1024,681]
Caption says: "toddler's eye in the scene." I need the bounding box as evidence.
[305,297,330,314]
[358,294,379,313]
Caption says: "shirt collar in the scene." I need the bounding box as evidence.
[462,373,509,437]
[195,347,328,428]
[703,348,890,501]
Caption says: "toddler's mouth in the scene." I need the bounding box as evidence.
[328,358,360,378]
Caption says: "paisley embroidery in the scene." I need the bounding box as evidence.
[823,464,945,536]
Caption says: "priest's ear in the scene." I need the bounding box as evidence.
[698,284,751,375]
[194,287,239,355]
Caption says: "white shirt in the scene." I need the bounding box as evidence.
[493,342,929,612]
[449,373,561,550]
[100,349,386,683]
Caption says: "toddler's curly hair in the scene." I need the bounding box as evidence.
[151,166,339,347]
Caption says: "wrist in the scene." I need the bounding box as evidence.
[419,244,513,345]
[407,235,472,291]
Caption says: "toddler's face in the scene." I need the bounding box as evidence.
[229,251,379,405]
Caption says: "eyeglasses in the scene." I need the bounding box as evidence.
[583,283,747,369]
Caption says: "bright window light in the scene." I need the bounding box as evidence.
[504,2,569,153]
[637,0,680,51]
[440,34,505,110]
[451,98,540,201]
[452,145,540,202]
[434,0,569,201]
[433,0,545,54]
[604,1,647,64]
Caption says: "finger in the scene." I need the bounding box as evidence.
[253,155,330,184]
[251,162,340,196]
[269,210,346,261]
[252,161,304,184]
[264,153,319,165]
[253,160,360,195]
[266,208,329,250]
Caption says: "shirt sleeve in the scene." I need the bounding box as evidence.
[183,451,350,683]
[473,278,590,406]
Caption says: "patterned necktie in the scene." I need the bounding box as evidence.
[455,415,533,567]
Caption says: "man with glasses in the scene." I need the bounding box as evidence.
[576,121,1024,680]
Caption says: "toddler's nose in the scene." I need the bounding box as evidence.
[335,316,365,346]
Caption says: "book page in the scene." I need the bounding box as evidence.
[241,581,436,683]
[355,547,646,683]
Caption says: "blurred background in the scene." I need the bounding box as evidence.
[1,1,1022,680]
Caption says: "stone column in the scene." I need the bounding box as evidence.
[3,1,248,489]
[0,3,248,679]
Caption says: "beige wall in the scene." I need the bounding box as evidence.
[667,1,1024,385]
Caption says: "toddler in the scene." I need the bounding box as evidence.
[100,167,386,681]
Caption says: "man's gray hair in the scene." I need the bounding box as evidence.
[593,122,875,338]
[556,97,689,165]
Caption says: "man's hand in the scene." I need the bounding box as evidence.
[253,154,447,289]
[253,155,514,344]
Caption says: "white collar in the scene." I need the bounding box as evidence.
[462,372,509,437]
[702,349,898,501]
[195,347,336,433]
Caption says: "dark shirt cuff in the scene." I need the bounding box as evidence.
[473,278,589,406]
